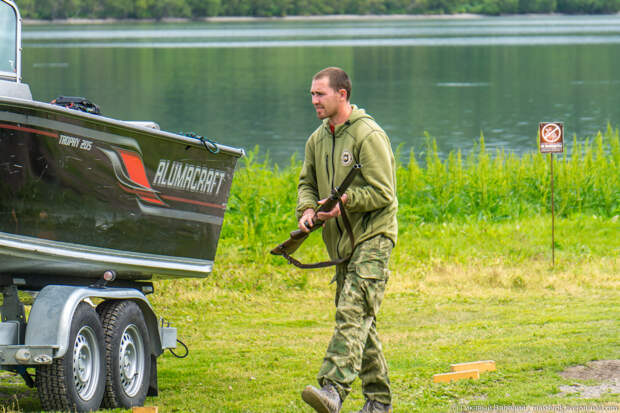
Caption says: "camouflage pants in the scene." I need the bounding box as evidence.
[317,235,393,405]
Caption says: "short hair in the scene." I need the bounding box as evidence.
[313,67,352,101]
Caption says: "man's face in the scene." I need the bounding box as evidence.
[310,76,342,120]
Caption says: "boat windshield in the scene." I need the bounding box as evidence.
[0,1,17,77]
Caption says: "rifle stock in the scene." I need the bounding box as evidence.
[271,164,361,258]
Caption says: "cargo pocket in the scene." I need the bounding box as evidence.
[350,236,392,281]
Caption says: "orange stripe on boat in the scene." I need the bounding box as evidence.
[118,149,151,189]
[0,122,58,139]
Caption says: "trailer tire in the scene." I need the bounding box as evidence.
[36,301,106,412]
[97,299,150,408]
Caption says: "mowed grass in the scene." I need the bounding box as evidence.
[142,214,618,413]
[0,129,618,412]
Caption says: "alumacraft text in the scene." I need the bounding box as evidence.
[153,159,226,195]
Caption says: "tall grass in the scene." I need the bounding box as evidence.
[221,128,619,261]
[398,126,619,223]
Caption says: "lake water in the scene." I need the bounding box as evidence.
[21,15,620,164]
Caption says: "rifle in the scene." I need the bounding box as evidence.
[270,163,361,269]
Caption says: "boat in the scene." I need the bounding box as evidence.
[0,4,245,410]
[0,0,244,286]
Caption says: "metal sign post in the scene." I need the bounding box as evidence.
[539,122,564,267]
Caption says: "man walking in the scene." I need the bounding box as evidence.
[297,67,398,413]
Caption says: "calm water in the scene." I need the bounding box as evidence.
[21,15,620,164]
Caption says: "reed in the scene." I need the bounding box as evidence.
[397,126,619,224]
[221,127,619,261]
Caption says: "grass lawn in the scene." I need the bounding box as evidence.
[150,286,618,412]
[0,215,618,412]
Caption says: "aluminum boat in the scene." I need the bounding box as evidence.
[0,0,244,285]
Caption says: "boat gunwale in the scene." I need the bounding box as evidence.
[0,95,245,159]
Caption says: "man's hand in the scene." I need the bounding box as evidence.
[298,208,316,233]
[316,193,348,222]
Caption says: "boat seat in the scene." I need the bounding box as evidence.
[0,81,32,100]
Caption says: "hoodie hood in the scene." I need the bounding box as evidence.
[321,105,374,136]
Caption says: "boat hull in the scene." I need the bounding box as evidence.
[0,97,243,281]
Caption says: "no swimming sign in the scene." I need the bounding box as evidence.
[539,122,564,153]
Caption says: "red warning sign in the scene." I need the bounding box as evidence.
[539,122,564,153]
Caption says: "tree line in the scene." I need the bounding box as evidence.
[15,0,620,20]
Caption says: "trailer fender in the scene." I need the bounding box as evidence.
[25,285,162,359]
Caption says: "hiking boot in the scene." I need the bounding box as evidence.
[354,399,393,413]
[301,383,342,413]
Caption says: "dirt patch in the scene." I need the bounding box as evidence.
[558,360,620,399]
[560,360,620,381]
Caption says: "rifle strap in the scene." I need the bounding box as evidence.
[280,195,356,269]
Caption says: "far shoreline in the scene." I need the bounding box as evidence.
[22,12,618,25]
[22,13,483,25]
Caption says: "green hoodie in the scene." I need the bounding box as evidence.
[296,105,398,261]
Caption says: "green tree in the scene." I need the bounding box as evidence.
[134,0,154,19]
[101,0,134,19]
[382,0,409,13]
[251,0,291,16]
[350,0,389,13]
[23,0,71,19]
[76,0,102,18]
[518,0,557,12]
[220,0,252,15]
[557,0,620,12]
[12,0,620,19]
[187,0,221,17]
[151,0,191,19]
[14,0,37,18]
[406,0,430,13]
[467,0,519,14]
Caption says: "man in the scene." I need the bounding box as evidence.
[297,67,398,413]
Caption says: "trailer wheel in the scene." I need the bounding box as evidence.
[36,301,105,412]
[97,300,151,408]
